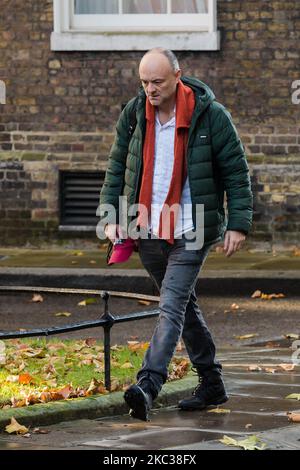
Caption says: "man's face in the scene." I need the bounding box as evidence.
[139,53,181,108]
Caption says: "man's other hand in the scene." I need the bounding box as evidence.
[223,230,246,257]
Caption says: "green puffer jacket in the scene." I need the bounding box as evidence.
[99,76,253,246]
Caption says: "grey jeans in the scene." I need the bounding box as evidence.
[136,233,222,396]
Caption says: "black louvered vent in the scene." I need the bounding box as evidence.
[60,171,105,226]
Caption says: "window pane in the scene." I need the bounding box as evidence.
[172,0,208,13]
[74,0,118,14]
[123,0,167,14]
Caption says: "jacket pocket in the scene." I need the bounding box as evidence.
[194,128,211,146]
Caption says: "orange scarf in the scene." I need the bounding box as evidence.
[137,80,195,244]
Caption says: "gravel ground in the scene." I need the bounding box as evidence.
[0,291,299,349]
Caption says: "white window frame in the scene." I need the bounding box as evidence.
[51,0,220,51]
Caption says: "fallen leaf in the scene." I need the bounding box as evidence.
[208,408,231,414]
[30,294,43,303]
[127,340,139,346]
[111,344,122,351]
[25,394,40,406]
[40,392,52,403]
[89,260,97,264]
[18,373,35,385]
[235,334,259,340]
[22,348,45,358]
[22,433,31,438]
[292,248,300,257]
[251,290,285,300]
[79,358,91,366]
[284,333,299,340]
[43,363,57,376]
[251,290,262,299]
[73,342,86,352]
[176,340,183,352]
[231,303,239,310]
[5,417,29,435]
[6,375,19,383]
[111,359,120,367]
[138,300,151,306]
[78,298,97,306]
[261,292,285,300]
[279,363,295,372]
[127,341,149,352]
[32,428,50,434]
[287,412,300,423]
[110,379,121,392]
[86,378,108,395]
[85,338,97,347]
[248,365,262,372]
[121,362,134,369]
[245,424,253,429]
[78,353,94,361]
[72,251,84,256]
[93,353,104,368]
[261,293,270,300]
[285,393,300,401]
[52,385,73,400]
[11,397,26,408]
[219,434,267,450]
[54,312,72,317]
[271,293,285,299]
[265,342,279,348]
[15,344,31,352]
[264,367,277,374]
[168,358,190,380]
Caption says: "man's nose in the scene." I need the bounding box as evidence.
[147,83,156,94]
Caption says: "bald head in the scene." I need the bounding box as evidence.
[139,48,181,110]
[141,48,180,72]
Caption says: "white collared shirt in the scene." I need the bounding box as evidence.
[149,110,194,238]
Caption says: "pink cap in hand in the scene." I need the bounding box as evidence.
[107,238,137,265]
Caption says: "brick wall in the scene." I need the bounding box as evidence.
[0,0,299,247]
[250,159,300,245]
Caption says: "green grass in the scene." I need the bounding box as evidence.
[0,338,188,408]
[0,338,144,407]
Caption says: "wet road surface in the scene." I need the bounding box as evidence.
[0,292,299,348]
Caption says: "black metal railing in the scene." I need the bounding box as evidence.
[0,286,160,391]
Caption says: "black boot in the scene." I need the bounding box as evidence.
[124,379,155,421]
[178,369,228,411]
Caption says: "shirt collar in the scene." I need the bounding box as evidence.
[155,106,176,128]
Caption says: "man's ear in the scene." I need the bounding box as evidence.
[175,69,182,83]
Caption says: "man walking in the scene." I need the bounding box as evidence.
[99,48,253,421]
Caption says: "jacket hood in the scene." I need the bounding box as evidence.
[181,76,215,114]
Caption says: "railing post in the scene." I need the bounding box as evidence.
[100,291,115,392]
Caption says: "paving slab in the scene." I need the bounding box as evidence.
[0,248,300,270]
[166,426,300,451]
[0,248,300,296]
